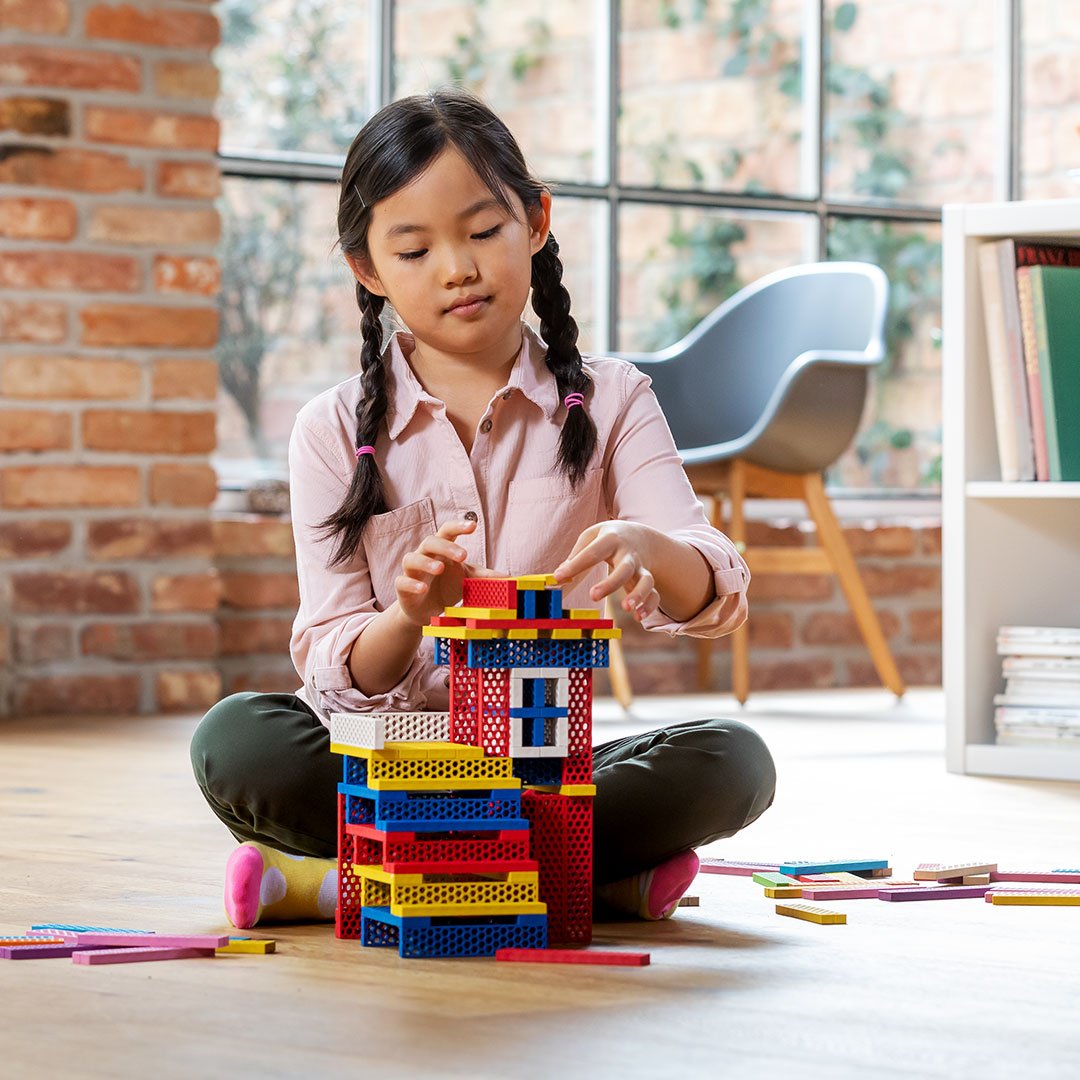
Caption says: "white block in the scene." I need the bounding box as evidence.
[330,711,450,749]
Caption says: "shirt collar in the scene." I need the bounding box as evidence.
[383,321,560,441]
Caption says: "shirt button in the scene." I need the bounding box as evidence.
[443,674,451,688]
[464,510,478,522]
[480,418,492,434]
[502,390,512,400]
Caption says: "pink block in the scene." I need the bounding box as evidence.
[67,932,229,949]
[699,858,781,876]
[496,947,649,967]
[0,944,89,959]
[879,884,994,902]
[73,946,216,965]
[990,869,1080,884]
[800,885,883,900]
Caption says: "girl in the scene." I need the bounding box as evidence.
[190,88,776,930]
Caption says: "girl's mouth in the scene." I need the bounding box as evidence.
[446,296,490,317]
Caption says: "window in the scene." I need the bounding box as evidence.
[216,0,1043,493]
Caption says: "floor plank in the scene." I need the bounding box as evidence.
[2,688,1079,1078]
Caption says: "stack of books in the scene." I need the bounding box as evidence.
[994,626,1080,746]
[978,240,1080,482]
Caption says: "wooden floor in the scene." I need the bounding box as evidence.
[3,688,1080,1078]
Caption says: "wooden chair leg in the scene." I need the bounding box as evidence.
[604,595,634,710]
[801,472,906,698]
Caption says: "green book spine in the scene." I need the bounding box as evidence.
[1032,266,1080,482]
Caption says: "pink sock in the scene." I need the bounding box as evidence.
[643,850,700,919]
[224,844,264,929]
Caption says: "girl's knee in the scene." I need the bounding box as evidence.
[189,692,261,789]
[700,718,777,818]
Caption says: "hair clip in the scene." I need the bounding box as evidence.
[352,183,366,208]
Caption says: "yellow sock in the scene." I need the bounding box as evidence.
[224,842,337,929]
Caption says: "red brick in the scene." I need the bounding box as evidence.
[802,610,901,646]
[12,570,140,614]
[0,148,144,194]
[212,517,295,559]
[849,653,942,688]
[1,466,140,508]
[15,624,73,663]
[841,525,916,557]
[0,197,77,240]
[220,572,300,610]
[155,60,219,101]
[860,565,940,597]
[82,620,219,660]
[746,520,806,546]
[0,251,140,292]
[156,160,221,199]
[2,0,69,34]
[0,520,72,559]
[80,303,218,348]
[0,298,66,343]
[15,674,141,716]
[153,255,219,296]
[83,106,219,152]
[922,526,942,555]
[86,5,220,49]
[749,658,836,691]
[0,45,141,91]
[152,358,217,401]
[748,573,833,601]
[151,572,221,613]
[83,409,216,454]
[0,96,70,137]
[89,205,220,246]
[225,667,301,695]
[0,410,71,451]
[1,355,141,400]
[155,669,222,712]
[0,625,9,667]
[150,463,217,506]
[87,518,213,560]
[219,615,293,656]
[747,612,795,648]
[908,608,942,644]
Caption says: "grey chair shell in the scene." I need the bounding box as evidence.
[611,261,889,475]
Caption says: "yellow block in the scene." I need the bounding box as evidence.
[217,939,276,954]
[990,893,1080,905]
[364,775,522,792]
[765,886,805,899]
[335,741,483,762]
[568,608,601,619]
[590,628,622,638]
[443,606,517,620]
[515,574,559,589]
[508,629,539,639]
[390,901,547,919]
[550,629,584,639]
[526,783,597,797]
[776,902,846,925]
[421,626,503,640]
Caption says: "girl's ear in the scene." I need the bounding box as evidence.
[528,190,552,256]
[345,252,386,298]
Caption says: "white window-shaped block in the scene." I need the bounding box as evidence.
[508,669,570,758]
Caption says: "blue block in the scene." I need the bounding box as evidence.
[342,756,367,786]
[545,589,562,618]
[528,716,545,747]
[338,783,528,832]
[434,638,449,666]
[360,906,547,959]
[509,706,567,719]
[776,859,890,875]
[525,678,545,708]
[513,757,563,786]
[467,639,609,669]
[519,589,538,619]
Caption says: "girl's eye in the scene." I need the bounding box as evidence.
[473,225,502,240]
[397,249,427,262]
[395,225,500,262]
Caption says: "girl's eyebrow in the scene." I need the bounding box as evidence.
[384,197,504,240]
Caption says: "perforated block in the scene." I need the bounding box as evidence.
[462,578,518,609]
[336,791,364,940]
[348,823,533,871]
[360,906,547,958]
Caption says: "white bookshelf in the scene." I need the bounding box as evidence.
[943,198,1080,781]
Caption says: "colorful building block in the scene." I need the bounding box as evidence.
[495,948,650,966]
[1,944,88,959]
[361,906,547,959]
[73,946,216,965]
[0,936,66,946]
[752,872,802,888]
[698,858,781,876]
[462,578,518,609]
[987,888,1080,905]
[913,861,997,881]
[879,885,994,901]
[329,712,451,751]
[776,902,847,925]
[216,938,276,954]
[764,886,804,898]
[777,859,890,876]
[444,606,518,620]
[61,932,229,949]
[989,868,1080,884]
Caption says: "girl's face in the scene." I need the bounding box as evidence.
[348,146,551,363]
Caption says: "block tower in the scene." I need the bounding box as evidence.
[329,574,619,957]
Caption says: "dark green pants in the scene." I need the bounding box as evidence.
[190,691,776,885]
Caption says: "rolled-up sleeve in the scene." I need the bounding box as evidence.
[288,415,432,717]
[603,363,750,639]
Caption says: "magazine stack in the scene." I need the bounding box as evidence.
[994,626,1080,746]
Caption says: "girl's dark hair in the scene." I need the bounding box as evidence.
[319,87,597,567]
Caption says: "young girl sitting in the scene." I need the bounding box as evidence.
[190,88,776,930]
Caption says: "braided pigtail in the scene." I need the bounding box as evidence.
[317,283,390,567]
[530,231,597,485]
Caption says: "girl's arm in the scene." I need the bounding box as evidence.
[347,602,424,697]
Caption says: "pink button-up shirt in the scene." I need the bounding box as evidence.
[288,322,749,723]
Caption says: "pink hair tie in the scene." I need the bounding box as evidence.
[355,445,376,459]
[564,393,585,411]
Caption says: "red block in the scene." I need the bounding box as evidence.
[336,791,364,939]
[462,578,518,608]
[479,666,511,757]
[347,823,533,871]
[449,640,479,745]
[496,948,649,967]
[463,618,613,630]
[521,790,593,946]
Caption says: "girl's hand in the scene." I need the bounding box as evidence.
[394,519,507,627]
[552,521,661,623]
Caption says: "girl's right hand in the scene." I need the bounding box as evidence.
[394,519,505,627]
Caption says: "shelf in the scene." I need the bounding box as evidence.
[966,482,1080,499]
[965,743,1080,782]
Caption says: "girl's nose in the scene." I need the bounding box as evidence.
[442,246,478,287]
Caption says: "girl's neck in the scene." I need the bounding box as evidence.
[406,328,525,404]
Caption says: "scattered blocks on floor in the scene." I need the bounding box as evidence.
[776,902,847,925]
[495,947,650,967]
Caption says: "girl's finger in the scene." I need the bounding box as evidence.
[622,567,656,610]
[591,552,637,600]
[402,551,445,577]
[396,574,428,595]
[419,536,468,563]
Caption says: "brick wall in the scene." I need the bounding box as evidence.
[210,512,943,705]
[1,1,222,715]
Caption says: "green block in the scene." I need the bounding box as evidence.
[753,871,801,888]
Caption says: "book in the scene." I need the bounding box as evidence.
[979,240,1034,481]
[1015,267,1051,480]
[1014,241,1080,269]
[1027,265,1080,481]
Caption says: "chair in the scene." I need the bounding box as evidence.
[605,261,905,707]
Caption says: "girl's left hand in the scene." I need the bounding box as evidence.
[552,521,660,622]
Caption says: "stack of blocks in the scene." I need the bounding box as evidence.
[329,574,619,958]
